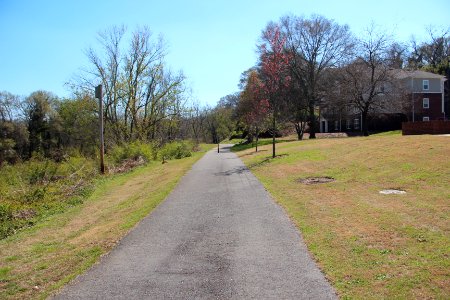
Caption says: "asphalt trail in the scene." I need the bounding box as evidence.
[55,145,336,299]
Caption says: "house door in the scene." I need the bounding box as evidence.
[321,121,327,133]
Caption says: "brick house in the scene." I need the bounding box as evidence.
[395,70,447,122]
[319,70,448,133]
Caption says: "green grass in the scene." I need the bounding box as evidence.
[236,135,449,299]
[370,130,402,136]
[0,144,211,300]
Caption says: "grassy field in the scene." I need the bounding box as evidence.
[0,145,211,299]
[235,133,449,299]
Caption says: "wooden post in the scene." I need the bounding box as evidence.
[217,143,220,153]
[95,85,105,174]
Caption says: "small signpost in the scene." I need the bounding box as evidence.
[95,85,105,174]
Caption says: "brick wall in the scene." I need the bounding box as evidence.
[402,121,450,135]
[412,93,443,120]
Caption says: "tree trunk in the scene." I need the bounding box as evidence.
[294,122,304,140]
[362,109,369,136]
[309,103,316,139]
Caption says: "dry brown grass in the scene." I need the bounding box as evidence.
[0,151,206,299]
[237,134,449,299]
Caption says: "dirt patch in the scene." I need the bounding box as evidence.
[108,156,146,174]
[13,209,37,220]
[297,176,336,184]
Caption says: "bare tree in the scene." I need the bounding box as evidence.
[407,27,450,75]
[0,91,21,122]
[284,77,308,140]
[0,91,24,164]
[281,14,354,138]
[185,100,206,144]
[69,26,187,145]
[339,26,397,136]
[386,42,408,68]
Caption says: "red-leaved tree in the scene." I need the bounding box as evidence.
[258,24,291,158]
[238,70,269,152]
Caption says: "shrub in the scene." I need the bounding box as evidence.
[26,159,58,185]
[0,154,99,239]
[0,203,19,239]
[57,155,97,180]
[109,141,155,165]
[158,141,193,161]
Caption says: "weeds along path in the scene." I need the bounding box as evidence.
[54,145,336,299]
[0,152,206,300]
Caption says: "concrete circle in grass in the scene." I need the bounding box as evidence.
[379,189,406,195]
[297,177,335,184]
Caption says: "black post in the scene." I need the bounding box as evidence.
[272,114,276,158]
[95,85,105,174]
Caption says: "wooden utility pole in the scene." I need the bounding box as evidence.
[95,85,105,174]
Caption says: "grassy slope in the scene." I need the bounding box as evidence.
[236,134,449,299]
[0,147,210,299]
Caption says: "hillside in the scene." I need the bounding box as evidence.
[235,133,450,299]
[0,148,208,299]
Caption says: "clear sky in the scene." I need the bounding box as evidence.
[0,0,448,105]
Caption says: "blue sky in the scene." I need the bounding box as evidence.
[0,0,448,105]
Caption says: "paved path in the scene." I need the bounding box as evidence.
[55,145,336,299]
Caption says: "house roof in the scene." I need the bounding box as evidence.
[393,69,447,80]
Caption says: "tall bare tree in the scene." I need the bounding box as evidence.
[408,27,450,76]
[386,42,408,68]
[0,91,20,122]
[0,91,24,164]
[281,14,354,138]
[339,26,397,136]
[185,100,206,144]
[70,26,187,145]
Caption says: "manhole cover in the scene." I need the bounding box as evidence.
[297,177,335,184]
[379,189,406,195]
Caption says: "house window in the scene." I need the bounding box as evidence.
[423,80,429,91]
[354,118,360,130]
[423,116,429,121]
[423,98,429,109]
[346,119,351,129]
[334,120,339,131]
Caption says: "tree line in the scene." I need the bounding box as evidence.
[231,15,449,157]
[0,26,237,166]
[1,19,448,165]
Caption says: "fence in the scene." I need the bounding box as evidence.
[402,120,450,135]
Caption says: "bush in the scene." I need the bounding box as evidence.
[0,154,99,239]
[0,203,14,239]
[26,159,58,185]
[0,139,195,240]
[109,141,155,165]
[158,141,192,161]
